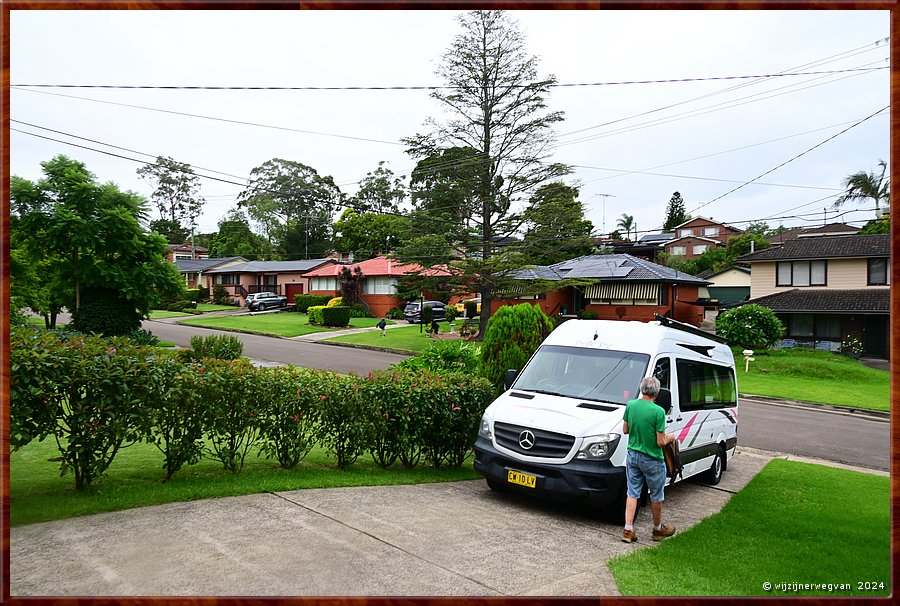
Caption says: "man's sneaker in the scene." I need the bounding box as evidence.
[651,524,677,541]
[621,529,638,543]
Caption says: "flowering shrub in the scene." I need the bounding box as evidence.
[256,367,323,469]
[841,335,863,355]
[10,326,155,490]
[314,373,373,469]
[715,304,785,349]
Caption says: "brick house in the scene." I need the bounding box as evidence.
[495,254,712,326]
[737,234,889,358]
[664,217,743,260]
[174,257,248,289]
[166,243,209,262]
[303,256,453,318]
[203,259,337,304]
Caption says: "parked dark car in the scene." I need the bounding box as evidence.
[246,292,288,311]
[404,300,447,323]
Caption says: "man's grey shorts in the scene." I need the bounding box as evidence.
[626,449,666,502]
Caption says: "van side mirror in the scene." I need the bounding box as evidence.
[656,388,672,414]
[504,369,519,390]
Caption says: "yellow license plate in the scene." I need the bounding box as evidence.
[507,470,537,488]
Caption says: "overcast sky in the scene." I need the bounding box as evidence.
[10,9,890,246]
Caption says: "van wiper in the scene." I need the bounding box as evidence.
[521,388,565,397]
[579,395,625,406]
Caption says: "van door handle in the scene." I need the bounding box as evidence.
[667,417,682,423]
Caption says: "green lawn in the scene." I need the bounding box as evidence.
[196,303,238,312]
[148,309,192,319]
[10,438,479,526]
[609,459,890,597]
[736,347,889,411]
[324,324,459,353]
[177,313,392,338]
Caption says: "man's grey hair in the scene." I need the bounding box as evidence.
[639,376,661,397]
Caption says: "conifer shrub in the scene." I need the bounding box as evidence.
[480,303,555,393]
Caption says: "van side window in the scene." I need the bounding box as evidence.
[676,359,737,411]
[652,357,670,390]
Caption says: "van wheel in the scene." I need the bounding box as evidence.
[486,478,506,492]
[701,446,725,485]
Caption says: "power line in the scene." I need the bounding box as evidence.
[11,67,888,91]
[573,165,842,192]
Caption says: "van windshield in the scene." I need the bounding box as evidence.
[513,345,650,405]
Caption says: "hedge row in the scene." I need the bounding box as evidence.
[10,327,494,489]
[308,305,352,327]
[294,294,332,313]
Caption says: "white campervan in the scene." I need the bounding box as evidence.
[473,315,738,517]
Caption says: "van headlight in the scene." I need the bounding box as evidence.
[576,433,621,461]
[478,416,493,440]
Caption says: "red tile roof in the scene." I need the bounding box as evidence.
[303,256,450,278]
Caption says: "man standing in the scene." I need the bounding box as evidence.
[376,318,387,336]
[621,376,677,543]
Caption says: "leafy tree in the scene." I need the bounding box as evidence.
[339,265,364,306]
[149,218,191,244]
[716,304,785,349]
[519,182,594,265]
[11,155,184,324]
[745,221,771,236]
[616,213,635,241]
[349,161,406,214]
[137,156,205,232]
[724,233,771,259]
[834,160,889,217]
[401,10,569,338]
[333,208,412,261]
[208,209,272,258]
[480,303,555,393]
[858,217,889,235]
[237,158,343,258]
[662,191,690,232]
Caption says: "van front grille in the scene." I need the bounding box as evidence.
[494,422,575,458]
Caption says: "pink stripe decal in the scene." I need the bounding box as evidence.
[677,413,700,443]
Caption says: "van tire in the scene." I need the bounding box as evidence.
[700,445,725,485]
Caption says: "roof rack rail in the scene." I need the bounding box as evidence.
[654,314,729,345]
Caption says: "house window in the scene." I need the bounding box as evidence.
[185,272,199,283]
[776,261,826,287]
[703,227,719,237]
[311,277,338,291]
[174,253,193,261]
[362,277,398,295]
[693,244,708,255]
[678,229,693,238]
[670,246,686,256]
[213,273,240,285]
[868,258,888,285]
[789,314,814,337]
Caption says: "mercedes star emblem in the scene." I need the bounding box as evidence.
[518,430,536,450]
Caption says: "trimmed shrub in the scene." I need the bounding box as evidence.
[10,327,155,490]
[307,305,326,325]
[349,303,373,318]
[464,300,478,319]
[314,373,374,469]
[326,296,344,307]
[255,367,322,469]
[185,288,201,302]
[295,294,332,313]
[195,359,263,473]
[70,287,142,336]
[480,303,555,393]
[142,355,206,481]
[198,286,210,302]
[212,285,231,306]
[309,305,351,327]
[422,304,434,326]
[445,306,457,323]
[187,334,244,360]
[716,304,786,349]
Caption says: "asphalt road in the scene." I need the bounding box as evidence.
[143,318,410,374]
[738,397,889,471]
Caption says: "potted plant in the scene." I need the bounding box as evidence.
[840,335,864,359]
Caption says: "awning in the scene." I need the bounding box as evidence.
[584,282,659,300]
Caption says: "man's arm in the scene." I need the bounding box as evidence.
[657,431,675,446]
[623,421,629,435]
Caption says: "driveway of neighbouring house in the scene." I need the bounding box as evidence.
[10,451,777,597]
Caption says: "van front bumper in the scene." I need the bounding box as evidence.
[473,436,625,507]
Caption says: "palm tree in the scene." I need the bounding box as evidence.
[617,213,635,241]
[834,160,890,218]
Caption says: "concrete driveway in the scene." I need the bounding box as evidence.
[11,451,771,597]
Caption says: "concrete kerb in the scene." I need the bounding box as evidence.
[740,394,890,421]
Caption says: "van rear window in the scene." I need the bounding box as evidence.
[513,345,649,405]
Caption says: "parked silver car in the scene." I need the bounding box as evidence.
[245,292,288,311]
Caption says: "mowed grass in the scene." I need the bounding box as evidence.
[10,438,480,527]
[609,459,890,597]
[148,309,191,319]
[735,347,889,410]
[178,313,391,338]
[324,323,460,353]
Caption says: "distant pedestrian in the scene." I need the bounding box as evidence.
[621,375,678,543]
[430,319,440,336]
[376,318,387,336]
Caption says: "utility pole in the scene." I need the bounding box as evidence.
[593,193,617,236]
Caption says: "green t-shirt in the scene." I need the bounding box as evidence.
[623,397,666,460]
